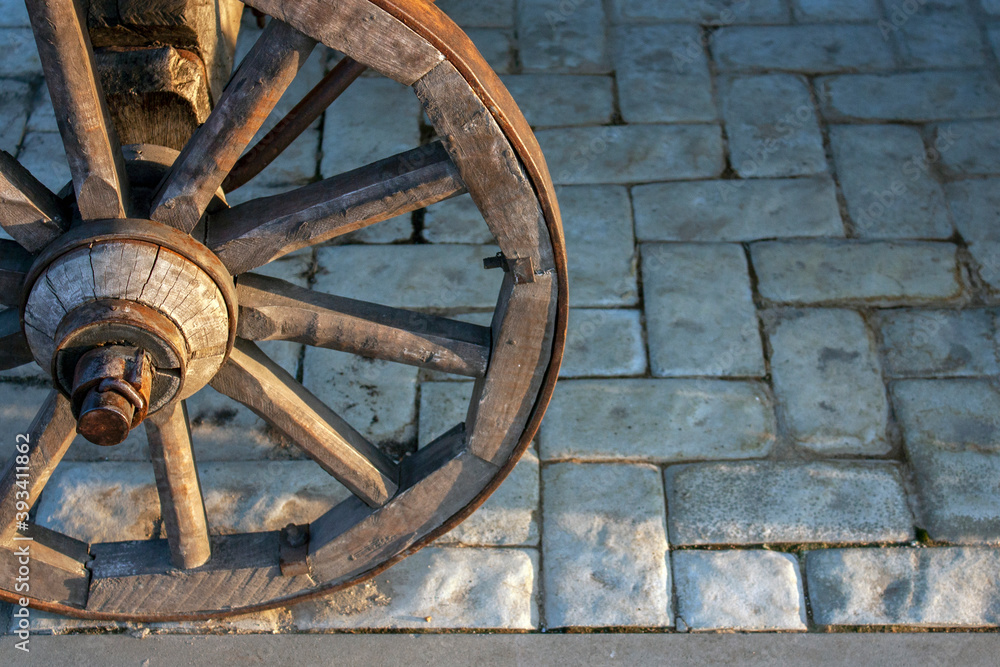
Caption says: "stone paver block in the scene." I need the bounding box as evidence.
[291,547,538,630]
[817,71,1000,121]
[946,178,1000,288]
[518,0,609,73]
[633,177,843,242]
[767,309,890,455]
[792,0,880,21]
[713,26,894,73]
[807,548,1000,627]
[561,308,646,377]
[418,381,473,448]
[876,309,998,377]
[540,379,775,462]
[0,28,40,77]
[539,125,724,185]
[665,461,915,546]
[752,240,962,305]
[830,125,952,239]
[933,120,1000,177]
[721,74,827,178]
[36,461,351,543]
[543,463,670,628]
[17,132,70,192]
[437,0,514,27]
[0,0,29,27]
[614,25,714,123]
[313,244,500,310]
[502,74,613,127]
[465,29,514,74]
[673,550,807,632]
[892,379,1000,545]
[895,11,984,68]
[0,79,29,153]
[422,193,494,245]
[302,348,418,452]
[643,243,764,377]
[558,185,638,306]
[612,0,788,23]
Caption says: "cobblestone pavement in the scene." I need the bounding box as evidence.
[2,0,1000,635]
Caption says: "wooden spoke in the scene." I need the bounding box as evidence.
[26,0,130,220]
[0,391,77,543]
[210,339,399,507]
[237,273,490,377]
[0,525,90,608]
[0,309,33,371]
[0,151,70,252]
[0,240,33,307]
[145,402,211,570]
[149,19,317,232]
[209,141,465,274]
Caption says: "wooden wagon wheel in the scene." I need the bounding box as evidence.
[0,0,566,620]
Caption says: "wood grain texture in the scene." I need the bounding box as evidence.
[210,339,399,507]
[0,530,90,608]
[242,0,442,86]
[210,142,465,275]
[145,402,211,570]
[414,61,554,271]
[149,19,316,232]
[236,273,490,377]
[0,309,32,371]
[26,0,131,220]
[466,272,557,465]
[0,151,69,252]
[0,391,77,543]
[0,240,33,307]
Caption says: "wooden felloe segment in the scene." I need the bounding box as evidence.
[0,309,32,371]
[415,62,555,271]
[0,392,77,543]
[309,424,498,583]
[466,272,557,465]
[0,525,91,609]
[26,0,130,220]
[0,152,69,252]
[0,240,33,306]
[86,532,313,614]
[236,273,491,377]
[145,402,211,570]
[149,19,317,233]
[209,142,466,274]
[242,0,443,86]
[210,340,399,507]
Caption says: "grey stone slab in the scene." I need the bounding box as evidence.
[518,0,609,73]
[0,0,28,27]
[613,25,715,123]
[876,309,998,377]
[36,461,350,543]
[713,26,894,73]
[539,379,775,463]
[611,0,789,23]
[436,0,514,27]
[561,308,646,377]
[16,132,70,192]
[538,125,724,185]
[301,347,418,453]
[502,75,613,127]
[673,550,807,632]
[830,124,952,239]
[0,28,40,77]
[422,193,494,245]
[465,29,514,74]
[418,381,473,448]
[895,11,985,68]
[313,244,500,310]
[320,78,420,178]
[721,74,827,178]
[816,71,1000,121]
[892,379,1000,545]
[665,461,915,546]
[558,185,638,307]
[24,607,284,636]
[751,240,962,305]
[792,0,880,21]
[932,120,1000,177]
[946,178,1000,288]
[807,547,1000,627]
[643,243,764,377]
[633,177,844,242]
[0,79,29,153]
[767,309,890,455]
[543,463,670,629]
[291,547,538,630]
